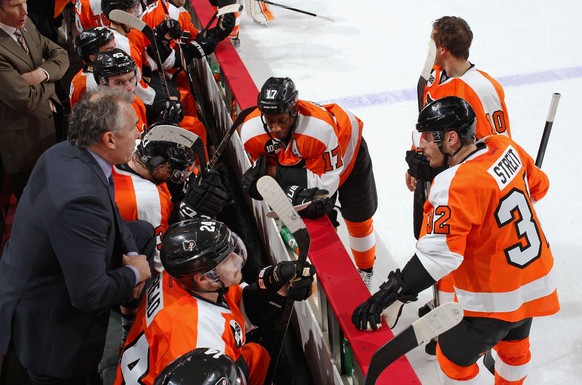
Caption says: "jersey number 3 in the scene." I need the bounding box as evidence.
[495,188,543,268]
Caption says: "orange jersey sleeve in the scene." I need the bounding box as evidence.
[69,69,98,108]
[112,167,173,272]
[114,273,247,385]
[424,65,511,138]
[416,135,557,322]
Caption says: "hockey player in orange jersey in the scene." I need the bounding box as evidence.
[113,122,229,273]
[353,97,559,385]
[114,218,316,385]
[405,17,513,352]
[239,77,379,289]
[70,27,116,108]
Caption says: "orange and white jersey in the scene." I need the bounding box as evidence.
[112,166,172,272]
[141,0,199,41]
[132,96,148,133]
[416,135,559,322]
[111,28,157,105]
[69,68,98,108]
[240,101,363,195]
[114,273,249,385]
[424,65,511,138]
[74,0,109,32]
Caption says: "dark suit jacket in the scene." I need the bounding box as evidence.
[0,141,140,377]
[0,18,68,173]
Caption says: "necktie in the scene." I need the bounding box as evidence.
[108,175,116,199]
[13,29,29,55]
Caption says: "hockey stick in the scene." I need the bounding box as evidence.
[364,302,463,385]
[417,39,436,112]
[257,0,335,22]
[108,10,172,101]
[200,4,244,37]
[535,92,561,168]
[265,193,329,218]
[256,175,311,385]
[207,106,256,170]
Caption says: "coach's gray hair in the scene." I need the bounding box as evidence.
[68,89,134,148]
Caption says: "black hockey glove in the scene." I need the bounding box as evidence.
[241,156,266,200]
[405,150,447,182]
[179,169,231,219]
[285,185,329,206]
[153,99,184,125]
[257,260,316,301]
[184,29,220,61]
[352,269,418,331]
[154,18,182,41]
[214,13,236,40]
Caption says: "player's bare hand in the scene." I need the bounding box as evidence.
[405,172,417,192]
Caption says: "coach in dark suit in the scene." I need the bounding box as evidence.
[0,89,153,385]
[0,0,69,199]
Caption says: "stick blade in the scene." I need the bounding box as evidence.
[364,302,463,385]
[108,9,147,31]
[256,176,304,234]
[412,302,463,345]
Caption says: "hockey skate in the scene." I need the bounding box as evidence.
[358,268,373,290]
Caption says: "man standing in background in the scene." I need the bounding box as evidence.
[0,0,69,200]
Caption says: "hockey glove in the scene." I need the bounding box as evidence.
[257,261,316,301]
[405,150,447,182]
[285,185,329,206]
[214,13,236,40]
[153,99,184,125]
[179,169,231,219]
[241,156,266,200]
[184,29,220,61]
[352,269,418,331]
[154,18,182,41]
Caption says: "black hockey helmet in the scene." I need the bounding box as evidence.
[93,48,137,86]
[101,0,141,18]
[160,218,247,290]
[74,27,114,63]
[416,96,476,143]
[257,77,299,116]
[136,122,200,184]
[154,348,246,385]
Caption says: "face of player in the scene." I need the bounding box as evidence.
[109,102,140,164]
[0,0,27,29]
[106,71,137,94]
[263,112,294,140]
[214,252,245,287]
[417,131,446,168]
